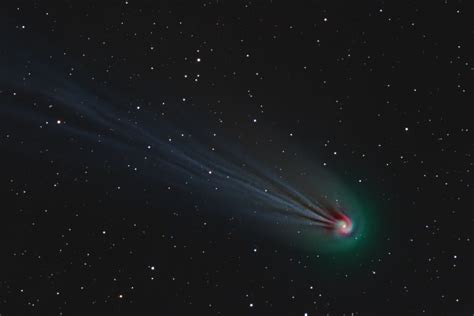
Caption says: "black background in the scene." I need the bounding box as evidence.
[0,1,472,315]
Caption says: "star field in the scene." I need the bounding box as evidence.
[0,1,472,315]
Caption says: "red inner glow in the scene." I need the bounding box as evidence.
[333,214,353,236]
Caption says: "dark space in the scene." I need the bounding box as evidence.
[0,1,472,315]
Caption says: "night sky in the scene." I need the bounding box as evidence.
[0,1,472,315]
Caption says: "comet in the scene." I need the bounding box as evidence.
[1,54,363,250]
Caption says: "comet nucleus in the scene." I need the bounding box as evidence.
[334,216,353,236]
